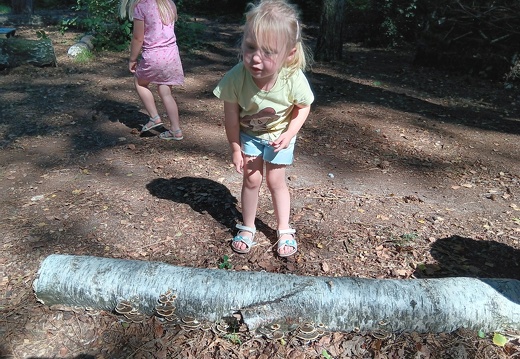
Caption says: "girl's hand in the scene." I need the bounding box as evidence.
[129,60,137,73]
[270,132,293,152]
[270,105,310,152]
[232,151,244,174]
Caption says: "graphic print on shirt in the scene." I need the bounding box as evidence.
[240,107,280,132]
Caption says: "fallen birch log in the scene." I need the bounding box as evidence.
[67,34,94,58]
[33,254,520,333]
[0,37,57,68]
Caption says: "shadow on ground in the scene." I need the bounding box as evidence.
[146,176,277,240]
[146,176,240,232]
[417,235,520,280]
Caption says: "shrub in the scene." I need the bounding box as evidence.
[63,0,207,52]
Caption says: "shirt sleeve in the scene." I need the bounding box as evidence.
[133,0,145,21]
[213,63,243,103]
[291,69,314,107]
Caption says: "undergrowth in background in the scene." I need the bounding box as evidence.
[73,48,94,63]
[0,4,10,13]
[3,0,517,81]
[58,0,206,52]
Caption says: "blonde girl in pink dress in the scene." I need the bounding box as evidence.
[120,0,184,140]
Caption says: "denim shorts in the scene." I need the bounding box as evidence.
[240,132,296,165]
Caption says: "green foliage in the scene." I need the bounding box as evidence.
[175,0,322,21]
[401,232,418,241]
[55,0,436,52]
[36,30,49,39]
[415,263,426,271]
[492,332,508,347]
[344,0,430,47]
[91,19,132,51]
[321,349,333,359]
[60,0,206,53]
[38,0,76,9]
[0,0,74,10]
[224,332,242,345]
[347,0,371,11]
[60,0,131,51]
[59,17,77,34]
[218,255,233,269]
[378,0,420,46]
[176,15,206,50]
[391,232,418,247]
[77,0,118,20]
[76,0,131,51]
[73,48,94,63]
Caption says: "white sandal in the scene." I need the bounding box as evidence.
[159,129,183,141]
[231,224,256,254]
[141,115,163,132]
[276,228,297,257]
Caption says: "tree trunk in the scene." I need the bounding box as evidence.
[33,254,520,333]
[10,0,33,14]
[314,0,346,61]
[0,38,57,68]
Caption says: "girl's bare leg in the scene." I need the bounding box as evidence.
[233,155,263,251]
[135,77,160,126]
[266,162,293,255]
[158,84,181,135]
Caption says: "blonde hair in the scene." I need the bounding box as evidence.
[120,0,178,25]
[242,0,310,75]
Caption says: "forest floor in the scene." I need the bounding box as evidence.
[0,16,519,359]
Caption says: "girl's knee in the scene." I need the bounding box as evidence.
[135,77,150,87]
[267,181,287,194]
[243,177,262,190]
[266,166,286,188]
[243,172,263,190]
[157,84,173,96]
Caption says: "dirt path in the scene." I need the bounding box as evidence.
[0,19,519,358]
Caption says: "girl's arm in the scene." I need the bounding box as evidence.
[271,104,311,152]
[224,101,243,173]
[128,19,144,73]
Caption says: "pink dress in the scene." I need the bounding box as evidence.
[133,0,184,85]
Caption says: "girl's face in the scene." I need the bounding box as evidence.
[242,30,293,89]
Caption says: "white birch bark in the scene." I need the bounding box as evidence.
[33,254,520,333]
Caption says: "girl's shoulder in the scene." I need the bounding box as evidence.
[279,68,309,86]
[282,67,305,78]
[221,62,246,80]
[229,62,246,74]
[278,68,314,103]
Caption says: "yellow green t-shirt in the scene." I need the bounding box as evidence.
[213,62,314,141]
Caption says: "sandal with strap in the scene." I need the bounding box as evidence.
[276,228,297,257]
[231,224,256,254]
[159,129,183,141]
[141,115,163,132]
